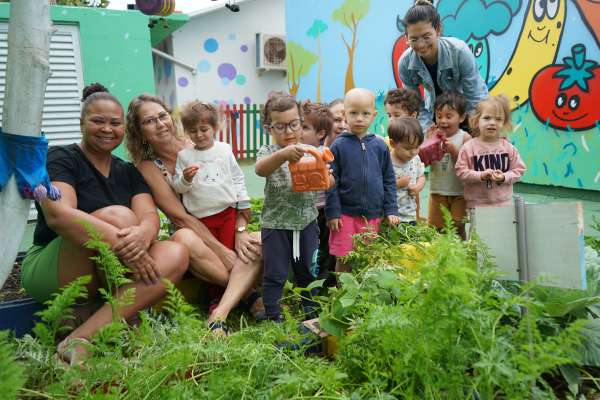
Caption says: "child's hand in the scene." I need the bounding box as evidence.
[281,144,305,163]
[327,218,343,232]
[385,215,400,225]
[441,138,457,154]
[492,170,505,183]
[396,175,411,188]
[426,123,438,138]
[183,165,200,183]
[480,169,494,181]
[407,184,420,197]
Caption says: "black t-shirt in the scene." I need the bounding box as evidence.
[33,144,151,246]
[425,62,443,97]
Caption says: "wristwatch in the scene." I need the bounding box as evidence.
[236,225,247,233]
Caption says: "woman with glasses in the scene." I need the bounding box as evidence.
[21,84,189,365]
[398,0,488,132]
[125,94,264,332]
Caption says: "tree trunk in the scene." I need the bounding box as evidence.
[344,21,358,93]
[0,0,52,288]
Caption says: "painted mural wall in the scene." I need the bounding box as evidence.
[163,0,287,109]
[285,0,600,191]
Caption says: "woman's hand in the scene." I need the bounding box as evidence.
[216,246,237,272]
[113,226,151,261]
[125,250,160,285]
[235,231,261,264]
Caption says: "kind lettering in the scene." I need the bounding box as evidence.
[472,153,510,172]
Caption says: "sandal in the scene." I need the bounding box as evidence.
[56,337,91,368]
[208,320,229,337]
[243,291,266,321]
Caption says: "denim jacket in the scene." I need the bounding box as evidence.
[398,36,488,130]
[325,133,398,220]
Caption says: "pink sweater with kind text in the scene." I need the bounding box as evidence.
[455,137,526,208]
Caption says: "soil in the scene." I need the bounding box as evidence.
[0,262,27,302]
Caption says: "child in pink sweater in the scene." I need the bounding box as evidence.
[455,95,526,208]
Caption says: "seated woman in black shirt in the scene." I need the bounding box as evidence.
[21,83,188,365]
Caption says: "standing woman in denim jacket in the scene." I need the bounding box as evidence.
[398,0,488,132]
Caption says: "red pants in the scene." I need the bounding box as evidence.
[200,207,237,304]
[199,206,237,250]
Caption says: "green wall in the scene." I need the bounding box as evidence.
[0,4,186,158]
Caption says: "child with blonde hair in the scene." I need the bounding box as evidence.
[455,95,526,208]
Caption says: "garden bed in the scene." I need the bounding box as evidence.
[0,262,26,302]
[2,219,600,398]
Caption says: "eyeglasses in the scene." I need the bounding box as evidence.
[141,112,170,127]
[407,34,434,45]
[269,118,302,135]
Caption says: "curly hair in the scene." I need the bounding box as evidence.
[469,94,512,138]
[262,92,301,128]
[179,100,220,131]
[384,88,422,116]
[125,93,181,164]
[301,100,333,137]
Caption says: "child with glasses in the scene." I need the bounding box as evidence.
[326,88,400,275]
[255,93,331,322]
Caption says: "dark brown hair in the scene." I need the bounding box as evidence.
[180,100,219,131]
[262,92,301,128]
[401,0,441,30]
[388,117,424,147]
[434,91,467,116]
[301,100,333,137]
[384,88,422,116]
[81,82,122,118]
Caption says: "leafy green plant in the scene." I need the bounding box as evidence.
[0,331,26,400]
[247,197,264,233]
[31,275,91,347]
[83,222,135,322]
[334,229,584,398]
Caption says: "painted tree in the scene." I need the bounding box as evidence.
[287,40,318,97]
[332,0,370,93]
[0,0,52,287]
[307,19,328,102]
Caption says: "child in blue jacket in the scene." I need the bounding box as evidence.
[326,88,400,274]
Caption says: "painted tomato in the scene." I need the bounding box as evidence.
[530,44,600,131]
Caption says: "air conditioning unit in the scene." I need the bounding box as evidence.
[256,33,287,74]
